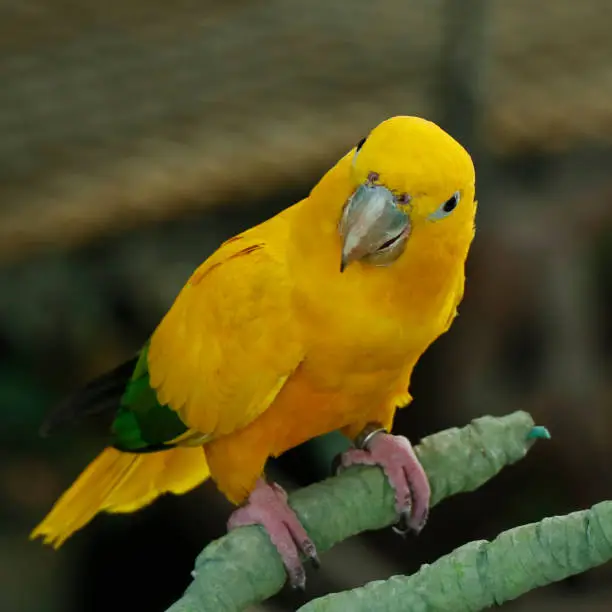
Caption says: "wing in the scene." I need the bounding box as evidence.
[146,226,303,440]
[110,343,191,452]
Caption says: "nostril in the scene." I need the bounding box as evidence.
[397,193,412,205]
[367,171,380,184]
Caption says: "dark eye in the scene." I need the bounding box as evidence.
[355,137,367,151]
[428,191,461,221]
[443,193,459,213]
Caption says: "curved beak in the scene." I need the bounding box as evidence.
[338,183,410,272]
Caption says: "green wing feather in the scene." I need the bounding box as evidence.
[112,342,189,452]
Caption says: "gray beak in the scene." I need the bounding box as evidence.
[338,183,411,272]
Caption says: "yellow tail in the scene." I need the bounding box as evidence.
[30,446,210,548]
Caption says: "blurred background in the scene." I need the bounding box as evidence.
[1,1,611,610]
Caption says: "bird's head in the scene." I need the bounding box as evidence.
[337,116,476,272]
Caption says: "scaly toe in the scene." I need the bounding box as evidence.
[227,479,317,588]
[340,431,432,535]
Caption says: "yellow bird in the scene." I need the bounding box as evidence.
[32,116,476,589]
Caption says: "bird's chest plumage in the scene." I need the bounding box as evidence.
[295,255,461,380]
[265,366,403,454]
[258,267,461,455]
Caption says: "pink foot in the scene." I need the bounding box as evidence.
[337,427,431,534]
[227,478,318,589]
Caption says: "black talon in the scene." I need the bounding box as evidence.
[287,563,312,589]
[290,568,307,591]
[331,452,345,475]
[391,511,412,537]
[302,540,320,569]
[412,509,429,534]
[310,552,321,569]
[391,506,429,537]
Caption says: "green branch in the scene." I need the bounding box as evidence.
[300,500,612,611]
[166,411,547,612]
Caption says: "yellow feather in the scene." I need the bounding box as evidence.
[147,228,304,438]
[30,447,209,547]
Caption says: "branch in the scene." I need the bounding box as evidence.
[165,411,548,612]
[300,500,612,611]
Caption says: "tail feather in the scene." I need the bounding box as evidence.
[40,356,138,436]
[30,446,210,548]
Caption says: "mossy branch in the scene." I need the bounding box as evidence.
[300,500,612,611]
[166,411,547,612]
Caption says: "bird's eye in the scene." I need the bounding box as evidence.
[428,191,461,221]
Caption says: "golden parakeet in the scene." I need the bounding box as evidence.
[32,116,477,589]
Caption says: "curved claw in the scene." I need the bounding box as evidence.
[331,452,344,476]
[391,509,417,537]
